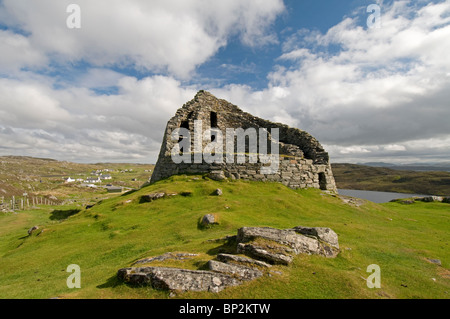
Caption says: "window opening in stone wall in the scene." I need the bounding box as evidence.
[180,120,189,130]
[210,112,218,143]
[179,120,190,154]
[210,111,217,128]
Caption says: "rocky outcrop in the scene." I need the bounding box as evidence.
[236,226,339,264]
[118,225,339,293]
[118,267,241,293]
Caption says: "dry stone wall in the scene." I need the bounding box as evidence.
[151,91,337,192]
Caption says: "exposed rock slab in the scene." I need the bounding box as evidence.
[237,242,294,265]
[133,252,198,266]
[237,226,339,262]
[118,267,241,293]
[118,225,339,294]
[208,260,262,281]
[216,253,271,269]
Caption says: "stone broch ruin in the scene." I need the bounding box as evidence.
[151,90,337,192]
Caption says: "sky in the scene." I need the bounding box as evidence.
[0,0,449,164]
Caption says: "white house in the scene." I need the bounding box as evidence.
[84,176,101,183]
[65,177,75,183]
[100,174,112,180]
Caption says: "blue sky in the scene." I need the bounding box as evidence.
[1,0,450,164]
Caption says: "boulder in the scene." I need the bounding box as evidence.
[201,214,217,226]
[208,171,226,181]
[427,258,442,266]
[140,192,166,203]
[208,260,262,281]
[28,226,39,235]
[213,188,223,196]
[118,267,240,293]
[421,196,443,202]
[236,226,339,261]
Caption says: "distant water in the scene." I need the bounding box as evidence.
[337,189,426,203]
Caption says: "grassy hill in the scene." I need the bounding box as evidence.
[332,163,450,196]
[0,156,154,205]
[0,175,448,299]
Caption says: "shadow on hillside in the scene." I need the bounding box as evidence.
[49,209,81,221]
[121,189,138,197]
[206,236,237,256]
[97,275,122,289]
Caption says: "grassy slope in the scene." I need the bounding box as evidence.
[0,175,448,299]
[0,156,154,201]
[332,163,450,196]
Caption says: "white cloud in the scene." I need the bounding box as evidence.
[384,144,407,152]
[0,30,47,72]
[0,74,197,162]
[0,0,284,78]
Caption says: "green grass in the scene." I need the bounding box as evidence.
[0,175,449,299]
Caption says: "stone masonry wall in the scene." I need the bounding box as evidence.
[151,91,337,192]
[151,154,336,191]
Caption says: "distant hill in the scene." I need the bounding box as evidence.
[0,156,154,201]
[358,162,450,172]
[332,163,450,195]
